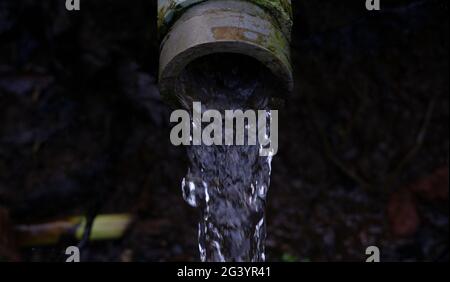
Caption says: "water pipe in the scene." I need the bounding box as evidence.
[157,0,293,100]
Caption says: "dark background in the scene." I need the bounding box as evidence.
[0,0,448,261]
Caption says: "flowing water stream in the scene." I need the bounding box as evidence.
[176,54,279,262]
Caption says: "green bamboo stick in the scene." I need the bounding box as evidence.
[15,214,133,247]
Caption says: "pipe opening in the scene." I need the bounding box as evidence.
[173,53,285,110]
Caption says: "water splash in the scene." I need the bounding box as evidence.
[182,135,273,262]
[176,54,279,262]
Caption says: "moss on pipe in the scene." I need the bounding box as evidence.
[158,0,292,41]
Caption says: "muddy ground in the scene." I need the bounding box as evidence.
[0,0,448,261]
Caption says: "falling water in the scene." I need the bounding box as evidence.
[176,54,279,262]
